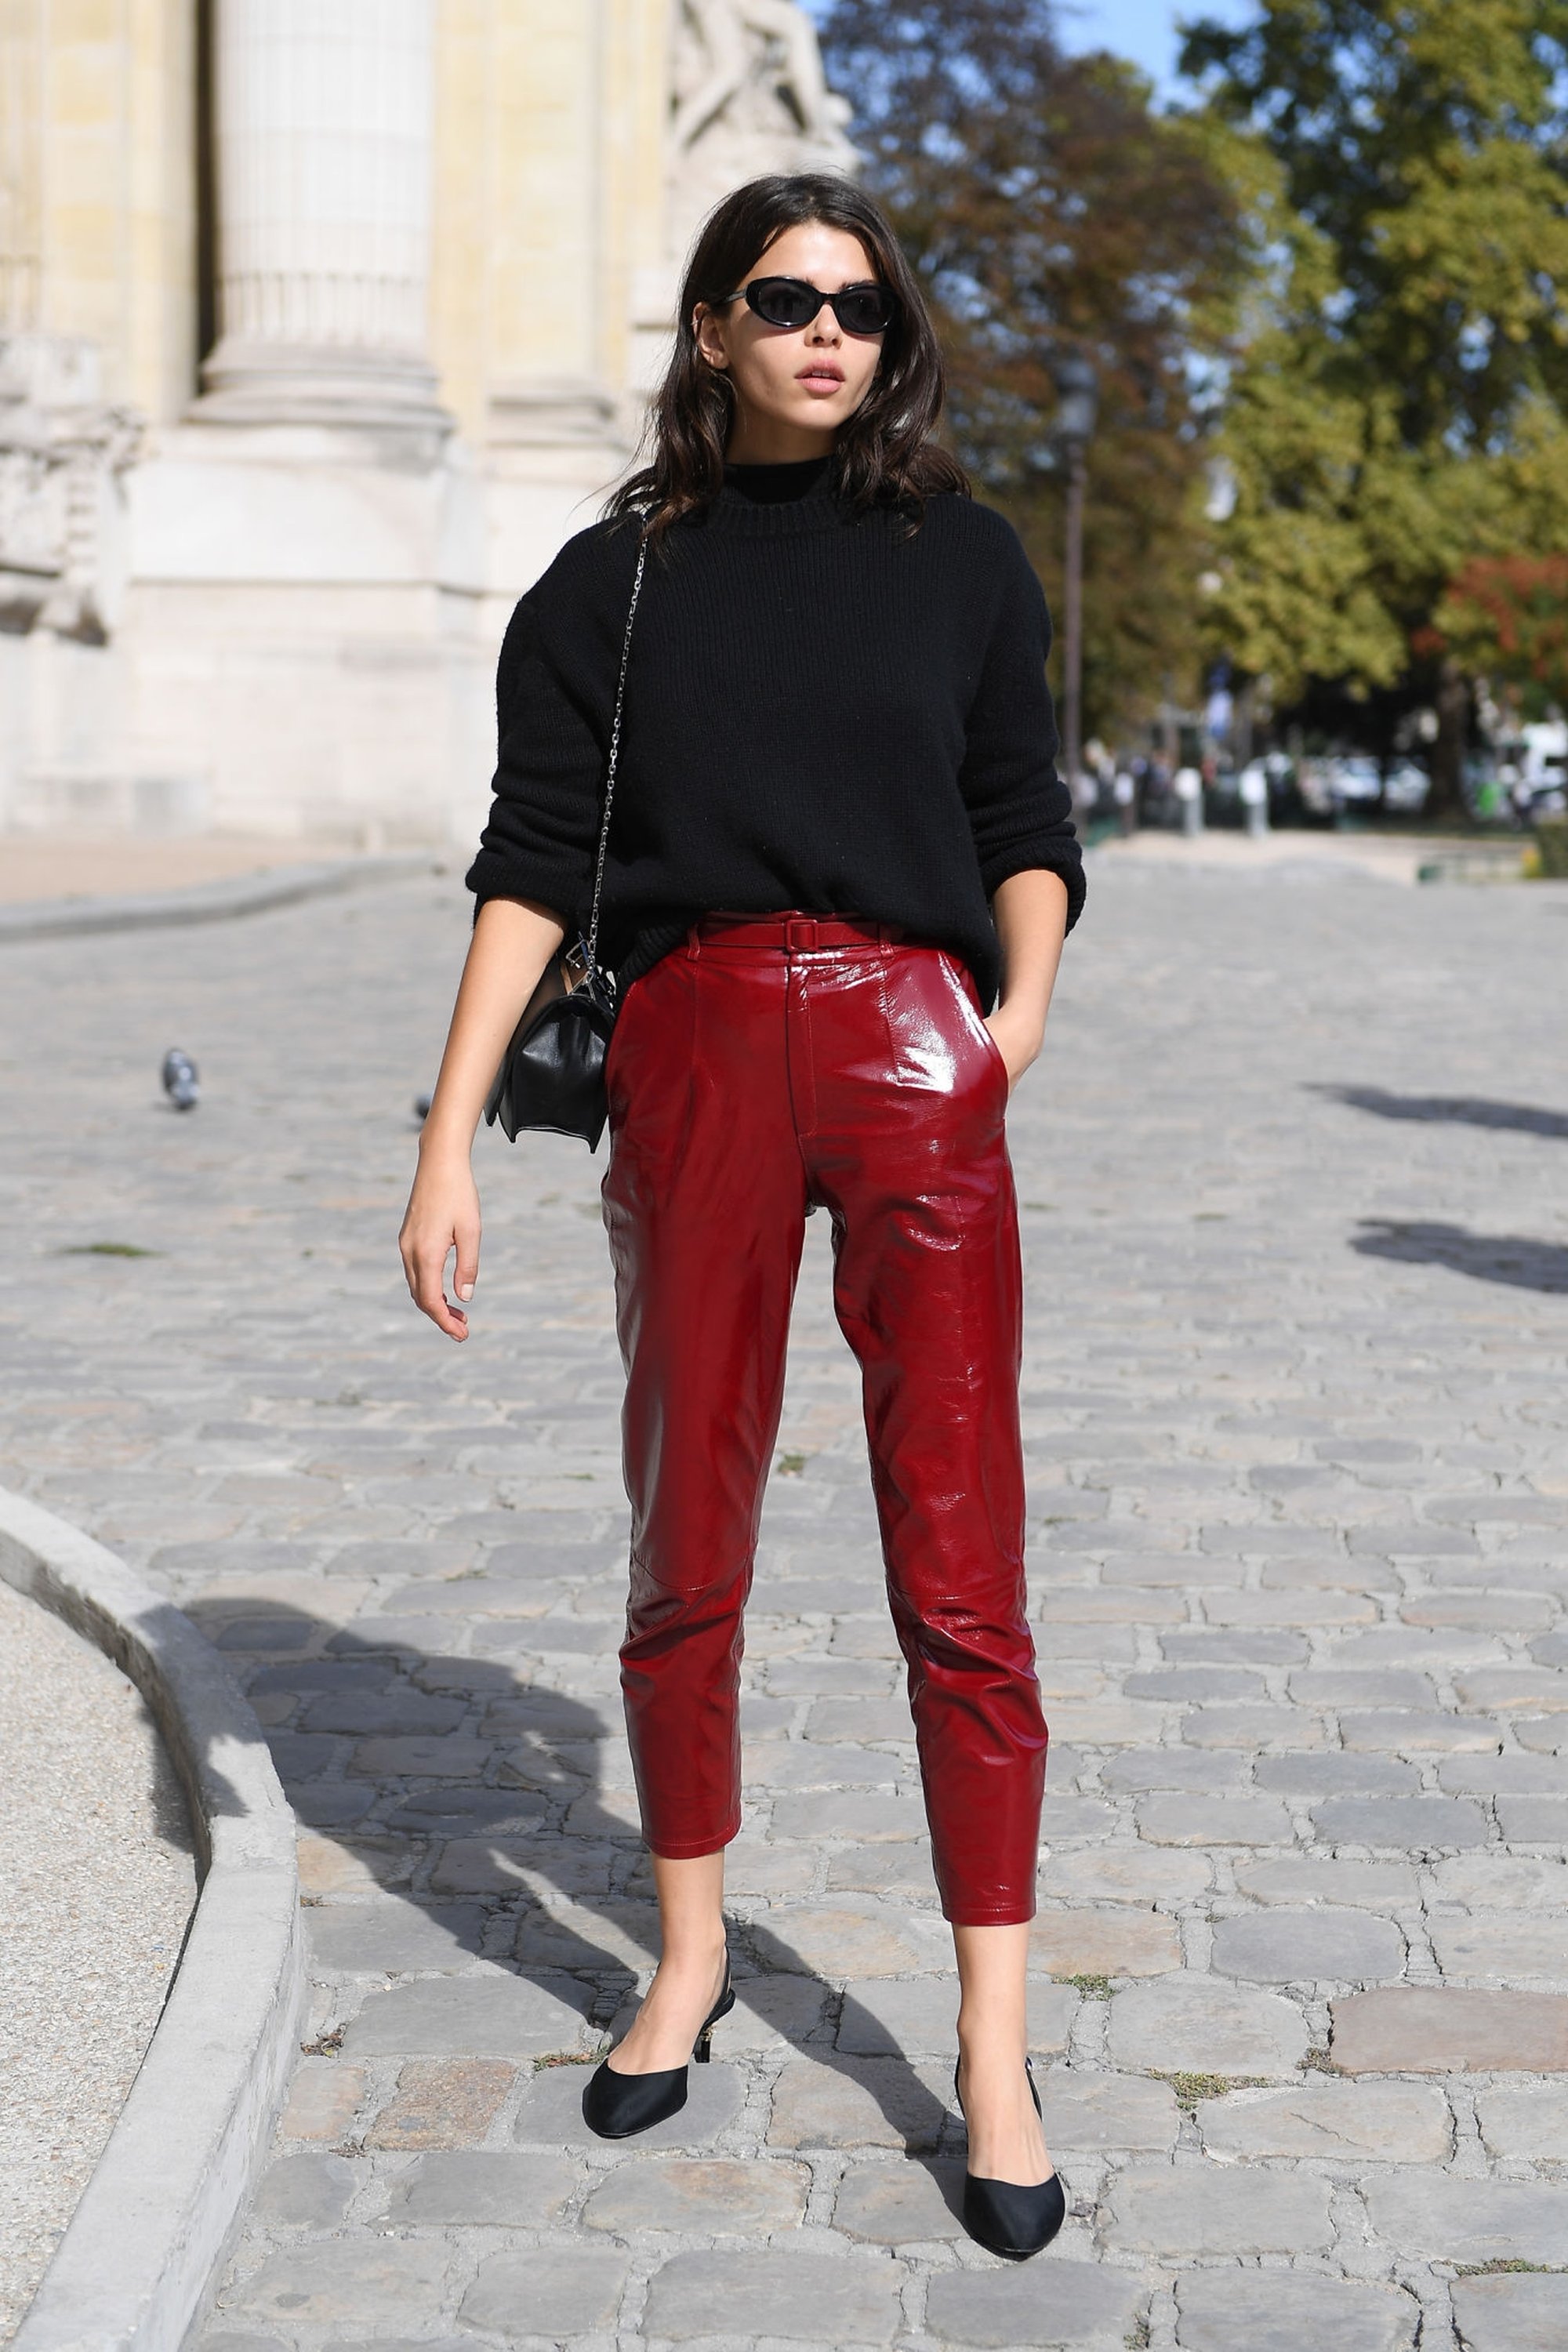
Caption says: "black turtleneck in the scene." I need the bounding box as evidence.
[466,455,1084,1010]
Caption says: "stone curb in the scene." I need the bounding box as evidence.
[0,1486,304,2352]
[0,852,437,944]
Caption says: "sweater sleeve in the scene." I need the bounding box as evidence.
[464,543,612,928]
[958,517,1086,931]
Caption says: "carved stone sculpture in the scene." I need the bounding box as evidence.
[667,0,858,267]
[0,336,141,643]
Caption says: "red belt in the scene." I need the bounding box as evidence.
[690,909,906,951]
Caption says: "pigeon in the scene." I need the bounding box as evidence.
[162,1049,200,1111]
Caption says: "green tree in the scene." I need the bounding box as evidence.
[1183,0,1568,804]
[818,0,1247,739]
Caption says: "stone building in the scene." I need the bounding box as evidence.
[0,1,852,848]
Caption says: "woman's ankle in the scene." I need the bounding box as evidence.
[648,1852,728,1981]
[956,2009,1026,2049]
[651,1929,728,1984]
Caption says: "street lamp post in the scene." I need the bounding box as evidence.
[1051,354,1098,799]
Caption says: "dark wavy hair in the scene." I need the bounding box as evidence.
[606,173,969,547]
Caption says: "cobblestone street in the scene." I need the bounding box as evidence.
[3,854,1566,2352]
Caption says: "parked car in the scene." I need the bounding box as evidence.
[1501,729,1568,820]
[1381,760,1429,813]
[1297,754,1381,817]
[1515,776,1567,821]
[1295,752,1429,818]
[1326,756,1383,811]
[1296,758,1336,818]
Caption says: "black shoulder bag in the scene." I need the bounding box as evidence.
[483,537,648,1152]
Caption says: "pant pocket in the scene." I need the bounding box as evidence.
[936,951,1011,1094]
[603,953,695,1149]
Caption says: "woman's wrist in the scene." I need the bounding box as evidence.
[989,872,1069,1063]
[416,1118,477,1171]
[990,992,1049,1047]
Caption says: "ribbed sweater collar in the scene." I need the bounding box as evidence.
[706,452,848,535]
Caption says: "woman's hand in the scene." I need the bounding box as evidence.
[984,1003,1046,1096]
[397,895,567,1341]
[986,869,1072,1098]
[400,1149,481,1341]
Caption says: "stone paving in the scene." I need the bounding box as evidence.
[2,855,1566,2352]
[0,1577,195,2333]
[0,833,358,906]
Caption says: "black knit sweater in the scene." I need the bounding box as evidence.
[466,453,1084,1011]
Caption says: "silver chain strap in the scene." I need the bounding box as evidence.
[584,537,648,976]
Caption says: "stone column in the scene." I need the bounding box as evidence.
[482,2,619,453]
[0,0,42,332]
[195,0,448,434]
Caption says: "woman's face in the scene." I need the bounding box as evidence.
[693,221,889,462]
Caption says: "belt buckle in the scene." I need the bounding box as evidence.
[786,916,819,953]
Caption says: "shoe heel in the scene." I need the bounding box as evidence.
[695,1956,734,2064]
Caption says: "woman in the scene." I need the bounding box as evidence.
[400,172,1084,2261]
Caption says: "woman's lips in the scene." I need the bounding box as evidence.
[797,367,845,394]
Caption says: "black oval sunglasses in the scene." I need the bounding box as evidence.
[720,276,900,337]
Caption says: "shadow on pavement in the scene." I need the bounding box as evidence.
[181,1602,961,2201]
[1313,1084,1568,1140]
[1352,1218,1568,1295]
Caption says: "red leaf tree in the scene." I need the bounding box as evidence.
[1432,557,1568,709]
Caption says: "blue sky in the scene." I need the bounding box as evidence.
[799,1,1255,103]
[1055,0,1250,97]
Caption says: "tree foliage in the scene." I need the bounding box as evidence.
[816,0,1247,735]
[1183,0,1568,787]
[1432,554,1568,707]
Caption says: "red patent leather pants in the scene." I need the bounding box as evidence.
[600,913,1047,1925]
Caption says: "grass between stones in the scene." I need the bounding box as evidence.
[56,1240,163,1256]
[1062,1973,1116,2000]
[299,2026,345,2056]
[535,2049,604,2068]
[1453,2259,1564,2277]
[1152,2071,1269,2114]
